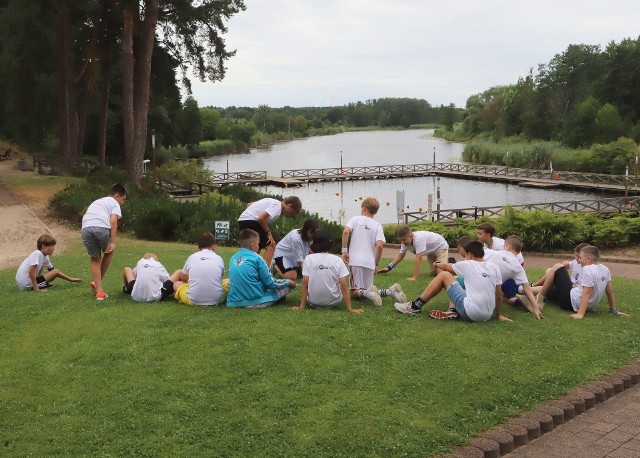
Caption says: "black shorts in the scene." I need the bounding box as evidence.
[546,266,573,310]
[160,280,174,299]
[238,220,272,249]
[274,257,302,277]
[123,279,173,299]
[35,276,52,289]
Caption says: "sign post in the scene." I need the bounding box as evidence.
[214,221,230,241]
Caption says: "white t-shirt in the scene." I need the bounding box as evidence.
[303,252,349,307]
[484,236,504,251]
[484,250,529,285]
[345,215,385,269]
[131,257,171,302]
[453,260,502,322]
[16,250,53,290]
[183,249,225,305]
[274,229,310,269]
[567,259,583,285]
[570,263,611,312]
[400,231,448,255]
[82,196,122,229]
[238,198,282,223]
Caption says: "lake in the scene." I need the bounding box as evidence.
[203,129,603,224]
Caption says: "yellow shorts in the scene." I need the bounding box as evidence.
[174,279,230,306]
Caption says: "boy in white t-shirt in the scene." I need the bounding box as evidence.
[172,233,228,306]
[530,242,590,289]
[341,197,406,306]
[237,196,302,265]
[292,230,363,313]
[476,222,504,251]
[534,245,628,319]
[378,226,449,279]
[122,253,174,302]
[273,218,319,280]
[81,183,127,300]
[395,241,510,323]
[16,234,82,291]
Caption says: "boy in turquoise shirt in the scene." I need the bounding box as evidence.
[227,229,296,308]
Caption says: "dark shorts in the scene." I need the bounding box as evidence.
[274,257,302,276]
[123,279,174,300]
[501,279,518,299]
[547,267,573,310]
[238,220,271,250]
[35,276,52,289]
[160,280,174,299]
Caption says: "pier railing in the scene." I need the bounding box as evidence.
[209,171,267,182]
[281,163,640,187]
[403,196,640,224]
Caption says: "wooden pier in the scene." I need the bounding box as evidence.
[402,196,640,225]
[281,163,640,194]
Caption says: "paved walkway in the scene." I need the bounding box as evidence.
[507,382,640,457]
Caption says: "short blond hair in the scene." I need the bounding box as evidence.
[238,229,259,248]
[396,226,413,239]
[362,197,380,215]
[142,252,158,261]
[580,245,600,261]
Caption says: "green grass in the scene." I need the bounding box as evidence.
[2,238,640,456]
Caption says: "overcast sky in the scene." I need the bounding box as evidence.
[189,0,640,109]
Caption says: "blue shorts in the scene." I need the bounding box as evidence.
[501,279,518,299]
[446,282,473,322]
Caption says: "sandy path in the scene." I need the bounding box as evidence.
[0,160,78,270]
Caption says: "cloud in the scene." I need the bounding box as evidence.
[190,0,640,108]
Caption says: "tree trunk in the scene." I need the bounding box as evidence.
[97,43,113,166]
[57,11,70,159]
[122,0,158,185]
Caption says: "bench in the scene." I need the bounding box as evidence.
[0,149,10,160]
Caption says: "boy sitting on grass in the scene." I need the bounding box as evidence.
[378,226,449,279]
[292,230,363,313]
[227,229,296,309]
[172,232,228,306]
[16,234,82,291]
[122,253,174,302]
[534,245,628,319]
[395,240,510,322]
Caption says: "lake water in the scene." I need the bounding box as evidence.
[203,129,603,224]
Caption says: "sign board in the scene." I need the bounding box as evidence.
[214,221,230,240]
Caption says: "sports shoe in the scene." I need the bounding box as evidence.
[394,302,421,315]
[535,293,545,310]
[96,291,109,300]
[428,309,459,320]
[364,285,383,306]
[388,283,407,303]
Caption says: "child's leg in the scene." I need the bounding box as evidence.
[417,271,455,304]
[262,243,275,266]
[539,263,564,297]
[100,251,114,280]
[123,267,135,285]
[90,255,104,292]
[170,269,185,283]
[43,269,81,284]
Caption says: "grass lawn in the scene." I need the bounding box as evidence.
[2,237,639,456]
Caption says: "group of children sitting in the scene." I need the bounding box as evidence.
[14,183,629,321]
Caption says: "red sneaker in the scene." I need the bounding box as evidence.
[428,309,459,320]
[96,291,109,301]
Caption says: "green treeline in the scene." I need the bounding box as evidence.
[448,37,640,147]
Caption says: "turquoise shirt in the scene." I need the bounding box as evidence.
[227,248,289,307]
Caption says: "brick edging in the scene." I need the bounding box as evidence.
[440,361,640,457]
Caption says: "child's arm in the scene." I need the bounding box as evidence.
[570,286,592,319]
[341,277,363,313]
[378,251,406,273]
[257,211,276,246]
[374,240,383,273]
[341,227,351,263]
[494,286,511,321]
[28,265,45,292]
[407,252,423,280]
[291,276,310,311]
[434,262,455,274]
[604,281,629,317]
[105,213,119,254]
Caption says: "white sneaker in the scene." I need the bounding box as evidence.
[394,302,421,315]
[364,285,383,306]
[388,283,407,303]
